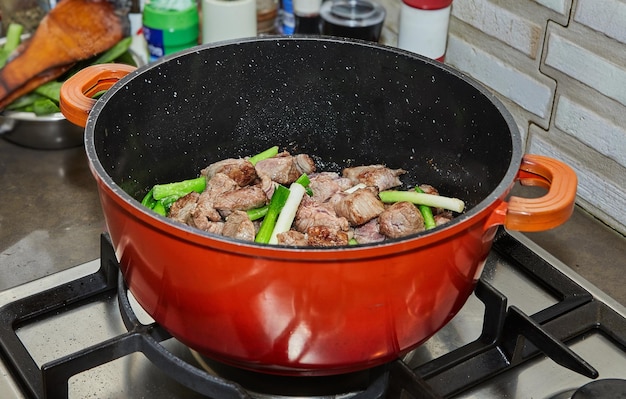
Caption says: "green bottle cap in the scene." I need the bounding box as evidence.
[143,4,199,48]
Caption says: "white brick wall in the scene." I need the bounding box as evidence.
[532,0,570,15]
[575,0,626,44]
[376,0,626,234]
[544,23,626,107]
[450,0,544,58]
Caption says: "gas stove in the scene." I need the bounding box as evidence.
[1,228,625,398]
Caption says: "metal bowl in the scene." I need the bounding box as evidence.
[0,110,84,149]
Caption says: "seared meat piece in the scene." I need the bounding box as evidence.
[201,158,257,187]
[203,221,225,235]
[353,218,386,244]
[334,188,385,226]
[434,211,454,226]
[259,174,277,201]
[206,173,240,199]
[418,183,447,214]
[192,197,222,227]
[191,173,239,228]
[222,210,256,241]
[168,192,200,224]
[213,185,267,217]
[378,202,425,239]
[418,184,439,195]
[0,0,127,109]
[308,172,354,203]
[294,153,317,175]
[276,230,308,246]
[255,151,316,185]
[294,196,350,233]
[307,226,350,247]
[342,165,406,192]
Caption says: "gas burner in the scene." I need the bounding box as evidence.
[572,379,626,399]
[1,229,626,398]
[551,379,626,399]
[190,349,440,399]
[190,349,367,399]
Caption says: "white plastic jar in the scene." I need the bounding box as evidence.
[398,0,453,61]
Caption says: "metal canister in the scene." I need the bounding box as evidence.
[320,0,386,42]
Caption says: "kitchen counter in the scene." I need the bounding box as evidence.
[0,139,104,291]
[1,137,625,304]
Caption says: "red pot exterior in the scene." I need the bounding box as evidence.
[61,37,578,376]
[95,175,502,375]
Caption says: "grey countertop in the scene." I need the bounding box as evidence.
[1,137,625,304]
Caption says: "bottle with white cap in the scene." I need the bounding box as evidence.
[398,0,453,62]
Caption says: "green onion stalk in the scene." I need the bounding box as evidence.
[378,190,465,213]
[414,186,436,230]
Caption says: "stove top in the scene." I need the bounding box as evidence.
[1,229,625,398]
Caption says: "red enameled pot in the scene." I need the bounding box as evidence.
[60,37,577,376]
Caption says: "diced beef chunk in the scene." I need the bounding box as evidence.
[222,210,256,241]
[191,173,239,228]
[308,172,354,203]
[168,191,200,224]
[434,211,453,226]
[205,173,240,199]
[334,188,385,226]
[378,201,425,238]
[418,184,439,195]
[213,185,268,217]
[259,173,277,201]
[342,165,406,192]
[276,230,308,246]
[294,196,350,233]
[192,195,222,227]
[202,221,225,235]
[201,158,257,187]
[161,148,458,247]
[353,218,386,244]
[307,226,350,247]
[255,151,316,185]
[293,153,317,175]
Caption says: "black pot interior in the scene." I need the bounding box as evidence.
[89,37,520,213]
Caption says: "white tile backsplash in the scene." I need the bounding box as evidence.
[451,0,543,58]
[545,30,626,107]
[575,0,626,44]
[554,96,626,168]
[376,0,626,234]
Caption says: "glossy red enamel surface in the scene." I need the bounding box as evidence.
[97,178,501,374]
[63,37,577,375]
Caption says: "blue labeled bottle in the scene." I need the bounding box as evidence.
[143,0,199,62]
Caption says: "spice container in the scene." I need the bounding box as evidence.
[320,0,386,42]
[292,0,323,34]
[143,0,199,62]
[278,0,296,34]
[201,0,257,43]
[257,0,279,34]
[398,0,452,61]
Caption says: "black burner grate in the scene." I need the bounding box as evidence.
[1,229,625,398]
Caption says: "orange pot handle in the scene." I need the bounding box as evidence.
[60,63,137,128]
[487,154,578,232]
